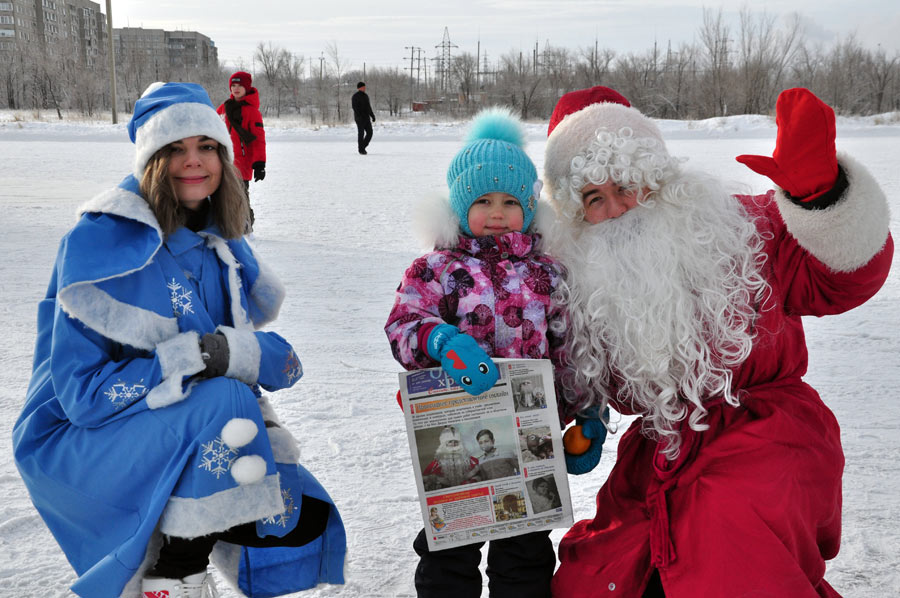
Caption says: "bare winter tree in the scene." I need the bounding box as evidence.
[497,49,542,119]
[325,41,350,122]
[698,7,734,116]
[823,36,868,113]
[615,44,663,114]
[735,9,801,114]
[657,42,698,119]
[542,45,575,106]
[862,48,898,114]
[450,51,478,108]
[575,43,616,89]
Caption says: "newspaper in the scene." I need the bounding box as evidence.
[398,358,573,551]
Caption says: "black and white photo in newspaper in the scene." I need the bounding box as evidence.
[398,358,574,551]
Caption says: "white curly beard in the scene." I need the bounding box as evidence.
[434,446,473,486]
[545,170,770,459]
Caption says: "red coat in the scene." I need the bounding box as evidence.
[553,181,893,597]
[216,88,266,181]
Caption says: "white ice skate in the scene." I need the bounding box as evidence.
[141,570,219,598]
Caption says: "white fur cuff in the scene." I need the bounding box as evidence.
[217,326,261,384]
[775,152,891,272]
[147,331,205,409]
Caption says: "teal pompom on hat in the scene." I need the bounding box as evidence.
[447,108,539,236]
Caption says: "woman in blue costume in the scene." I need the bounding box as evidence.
[12,82,346,598]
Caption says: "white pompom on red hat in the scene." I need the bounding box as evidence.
[544,86,674,216]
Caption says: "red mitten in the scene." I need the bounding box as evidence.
[736,88,838,201]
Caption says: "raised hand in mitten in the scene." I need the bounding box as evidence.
[426,324,498,396]
[564,406,608,475]
[736,88,838,201]
[199,332,229,378]
[252,161,266,182]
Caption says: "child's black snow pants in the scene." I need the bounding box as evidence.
[413,528,554,598]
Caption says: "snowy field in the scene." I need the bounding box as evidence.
[0,112,898,597]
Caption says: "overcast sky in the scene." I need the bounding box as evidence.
[108,1,900,75]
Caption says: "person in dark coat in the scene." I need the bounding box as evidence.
[352,81,375,154]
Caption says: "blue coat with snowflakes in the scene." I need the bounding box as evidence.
[12,176,346,598]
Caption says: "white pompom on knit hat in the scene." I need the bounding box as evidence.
[128,81,233,179]
[544,86,675,215]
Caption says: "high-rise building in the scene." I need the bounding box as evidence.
[1,2,216,70]
[0,0,106,64]
[114,26,217,71]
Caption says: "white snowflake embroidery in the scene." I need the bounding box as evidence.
[262,488,296,527]
[283,351,303,384]
[198,437,239,479]
[167,278,194,316]
[104,380,148,410]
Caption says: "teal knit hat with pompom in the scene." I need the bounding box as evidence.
[447,108,539,236]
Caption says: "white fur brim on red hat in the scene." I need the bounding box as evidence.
[543,102,672,214]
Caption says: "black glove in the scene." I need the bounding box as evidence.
[252,162,266,182]
[199,333,229,378]
[371,115,376,122]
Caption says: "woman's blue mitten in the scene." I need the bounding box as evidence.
[427,324,499,396]
[565,406,609,475]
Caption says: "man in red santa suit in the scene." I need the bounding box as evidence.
[422,425,479,491]
[539,86,893,597]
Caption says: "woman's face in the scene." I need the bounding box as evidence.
[167,136,223,210]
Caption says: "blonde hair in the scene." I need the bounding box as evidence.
[139,142,249,238]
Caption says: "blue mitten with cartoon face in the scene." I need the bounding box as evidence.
[426,324,499,396]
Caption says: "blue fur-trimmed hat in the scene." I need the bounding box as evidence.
[447,108,540,236]
[128,82,232,178]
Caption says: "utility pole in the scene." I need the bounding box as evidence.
[476,39,480,91]
[404,45,421,109]
[105,0,117,123]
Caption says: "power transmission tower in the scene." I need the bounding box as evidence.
[434,27,457,94]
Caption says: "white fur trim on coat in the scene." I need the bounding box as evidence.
[776,152,891,272]
[59,282,180,352]
[248,248,287,328]
[60,187,179,352]
[159,472,283,537]
[413,191,462,251]
[132,101,233,178]
[146,331,205,409]
[257,395,301,463]
[217,325,261,384]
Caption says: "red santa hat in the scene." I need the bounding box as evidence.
[439,426,462,446]
[544,86,674,213]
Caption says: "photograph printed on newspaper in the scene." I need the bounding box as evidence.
[398,358,573,551]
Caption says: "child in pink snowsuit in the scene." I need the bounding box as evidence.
[385,108,589,598]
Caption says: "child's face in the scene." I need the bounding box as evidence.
[230,83,247,100]
[478,435,494,453]
[167,136,223,210]
[467,192,524,236]
[581,181,645,224]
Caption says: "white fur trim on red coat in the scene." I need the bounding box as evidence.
[776,152,891,272]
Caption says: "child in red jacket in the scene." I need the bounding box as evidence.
[217,71,266,227]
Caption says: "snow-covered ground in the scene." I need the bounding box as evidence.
[0,112,898,597]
